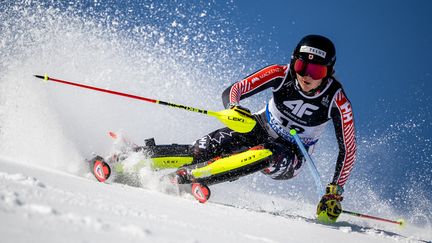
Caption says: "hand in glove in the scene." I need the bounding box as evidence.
[228,103,252,118]
[317,184,344,223]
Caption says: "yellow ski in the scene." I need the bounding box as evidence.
[191,148,272,179]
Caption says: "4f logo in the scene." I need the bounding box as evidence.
[283,100,319,118]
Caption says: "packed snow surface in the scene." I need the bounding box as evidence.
[0,158,428,243]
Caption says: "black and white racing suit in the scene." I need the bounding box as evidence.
[191,64,357,187]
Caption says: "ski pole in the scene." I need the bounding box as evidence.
[289,129,325,197]
[34,74,256,133]
[342,210,406,226]
[289,129,407,226]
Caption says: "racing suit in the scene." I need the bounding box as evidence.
[191,64,357,187]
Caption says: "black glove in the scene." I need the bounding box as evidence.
[317,184,344,223]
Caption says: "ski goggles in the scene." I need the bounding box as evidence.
[293,59,328,80]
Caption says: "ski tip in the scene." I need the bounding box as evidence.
[108,131,118,139]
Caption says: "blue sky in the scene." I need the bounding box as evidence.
[225,0,432,204]
[230,0,432,128]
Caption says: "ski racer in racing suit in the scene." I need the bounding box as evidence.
[95,34,356,222]
[187,35,357,222]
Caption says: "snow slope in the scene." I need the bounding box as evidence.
[0,157,429,243]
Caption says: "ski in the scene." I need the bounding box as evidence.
[88,132,272,204]
[89,155,211,203]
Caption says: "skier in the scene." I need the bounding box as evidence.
[94,34,357,223]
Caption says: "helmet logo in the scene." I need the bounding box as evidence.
[308,54,314,60]
[300,45,326,58]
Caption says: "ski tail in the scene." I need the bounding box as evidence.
[89,156,111,182]
[176,183,211,203]
[108,131,139,151]
[191,183,211,203]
